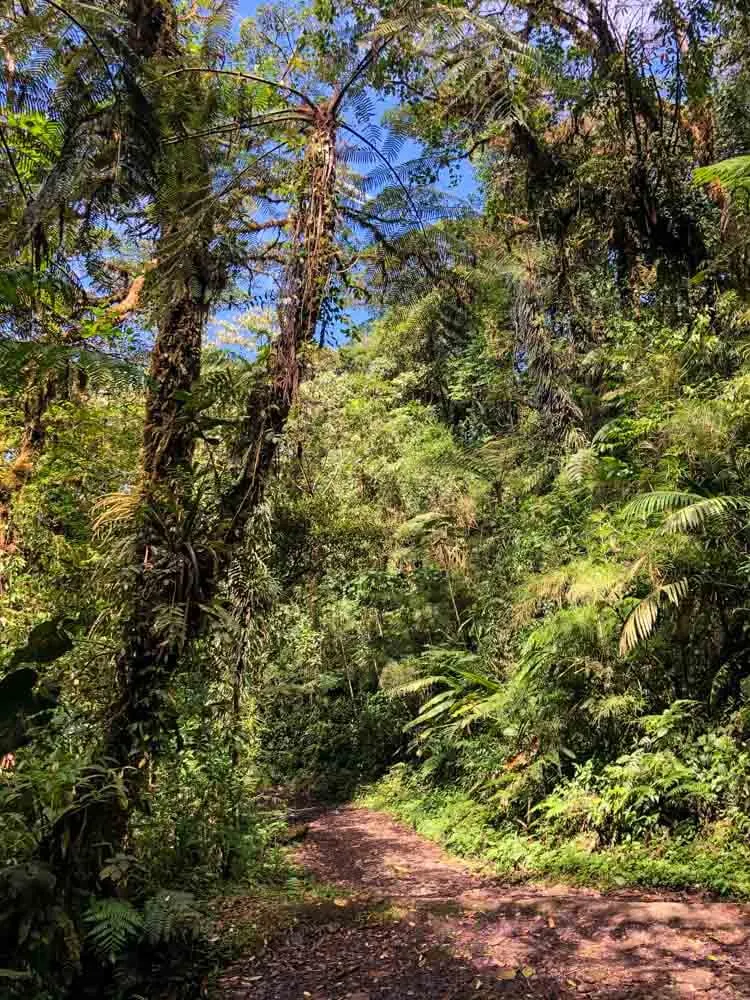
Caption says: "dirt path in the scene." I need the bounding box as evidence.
[218,806,750,999]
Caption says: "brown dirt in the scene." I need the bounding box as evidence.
[216,805,750,999]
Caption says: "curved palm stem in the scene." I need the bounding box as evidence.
[330,38,391,116]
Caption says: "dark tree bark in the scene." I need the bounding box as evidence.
[223,109,338,540]
[41,0,220,890]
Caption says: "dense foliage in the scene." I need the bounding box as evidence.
[3,0,750,995]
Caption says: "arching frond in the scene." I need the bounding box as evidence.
[623,491,750,532]
[394,510,449,541]
[560,447,597,485]
[662,496,750,533]
[694,155,750,194]
[0,339,145,394]
[383,675,445,697]
[623,491,706,519]
[92,489,141,534]
[619,578,690,655]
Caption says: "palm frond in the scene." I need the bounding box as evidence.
[623,491,750,532]
[694,155,750,194]
[623,491,706,519]
[662,496,750,533]
[619,578,690,655]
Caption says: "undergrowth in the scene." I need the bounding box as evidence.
[359,766,750,899]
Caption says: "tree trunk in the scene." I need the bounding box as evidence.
[43,284,210,890]
[223,110,338,539]
[108,286,208,747]
[44,104,339,891]
[42,0,215,886]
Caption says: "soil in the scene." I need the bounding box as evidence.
[217,805,750,999]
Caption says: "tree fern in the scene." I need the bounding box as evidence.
[516,604,610,686]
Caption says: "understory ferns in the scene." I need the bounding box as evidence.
[84,899,145,965]
[83,890,203,964]
[7,0,750,993]
[620,491,750,654]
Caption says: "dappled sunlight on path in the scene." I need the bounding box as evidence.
[218,806,750,999]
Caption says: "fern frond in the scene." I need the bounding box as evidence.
[84,898,143,963]
[92,489,141,534]
[585,692,645,726]
[142,891,201,945]
[623,491,705,520]
[383,674,445,697]
[619,578,690,654]
[0,339,145,395]
[560,448,597,485]
[624,491,750,532]
[694,155,750,194]
[661,496,750,533]
[394,511,449,541]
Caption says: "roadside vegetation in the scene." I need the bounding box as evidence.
[3,0,750,995]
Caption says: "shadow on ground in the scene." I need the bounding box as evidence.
[216,806,750,999]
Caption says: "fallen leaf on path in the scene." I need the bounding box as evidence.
[521,965,535,978]
[496,968,516,980]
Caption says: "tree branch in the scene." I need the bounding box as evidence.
[158,66,317,111]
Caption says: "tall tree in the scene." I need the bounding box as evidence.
[28,0,274,884]
[12,0,453,887]
[215,5,457,541]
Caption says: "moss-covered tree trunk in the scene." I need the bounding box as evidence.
[223,109,338,537]
[43,0,220,889]
[46,94,339,890]
[106,277,209,749]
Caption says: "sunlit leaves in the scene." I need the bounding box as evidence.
[619,578,690,655]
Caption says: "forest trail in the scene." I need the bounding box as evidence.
[218,806,750,999]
